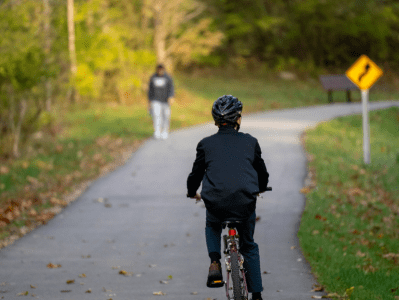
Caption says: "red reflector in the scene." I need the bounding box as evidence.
[229,229,236,236]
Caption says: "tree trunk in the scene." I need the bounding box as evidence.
[153,3,168,68]
[12,99,27,158]
[141,0,149,39]
[87,0,94,35]
[67,0,78,103]
[43,0,52,111]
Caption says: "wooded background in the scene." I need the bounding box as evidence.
[1,0,399,158]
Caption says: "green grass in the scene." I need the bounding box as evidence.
[299,107,399,300]
[177,71,399,111]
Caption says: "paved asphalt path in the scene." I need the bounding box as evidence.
[1,101,398,300]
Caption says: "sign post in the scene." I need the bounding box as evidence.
[345,55,383,164]
[361,89,370,164]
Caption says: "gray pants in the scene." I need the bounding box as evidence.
[150,100,171,139]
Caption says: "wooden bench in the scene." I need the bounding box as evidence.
[319,75,358,103]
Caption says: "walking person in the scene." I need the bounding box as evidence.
[148,64,175,140]
[187,95,269,300]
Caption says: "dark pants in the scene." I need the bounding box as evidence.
[205,211,263,293]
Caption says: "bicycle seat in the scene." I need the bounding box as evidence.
[222,220,242,229]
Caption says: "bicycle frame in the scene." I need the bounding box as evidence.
[192,187,272,299]
[223,223,249,300]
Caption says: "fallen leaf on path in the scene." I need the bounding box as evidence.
[191,291,198,295]
[153,291,166,296]
[79,274,86,278]
[85,289,92,293]
[66,279,75,284]
[47,263,61,268]
[255,216,261,222]
[313,293,341,298]
[81,255,91,258]
[60,290,71,293]
[103,287,112,292]
[290,246,296,250]
[159,281,168,284]
[300,187,311,194]
[112,266,120,269]
[30,285,36,289]
[16,291,28,296]
[167,275,173,280]
[119,270,133,276]
[311,284,324,292]
[262,271,270,274]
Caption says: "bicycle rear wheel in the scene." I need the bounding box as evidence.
[230,251,242,300]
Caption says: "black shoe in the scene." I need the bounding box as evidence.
[252,292,263,300]
[206,261,224,288]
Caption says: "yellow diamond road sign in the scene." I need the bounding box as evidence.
[346,55,383,90]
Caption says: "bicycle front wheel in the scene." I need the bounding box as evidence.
[230,251,243,300]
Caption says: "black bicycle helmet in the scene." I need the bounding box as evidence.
[212,95,243,128]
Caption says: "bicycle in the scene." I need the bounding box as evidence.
[205,187,272,300]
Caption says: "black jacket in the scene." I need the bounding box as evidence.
[148,73,174,103]
[187,126,269,221]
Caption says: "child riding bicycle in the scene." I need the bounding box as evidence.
[187,95,269,300]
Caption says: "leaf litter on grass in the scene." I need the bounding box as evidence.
[300,107,399,300]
